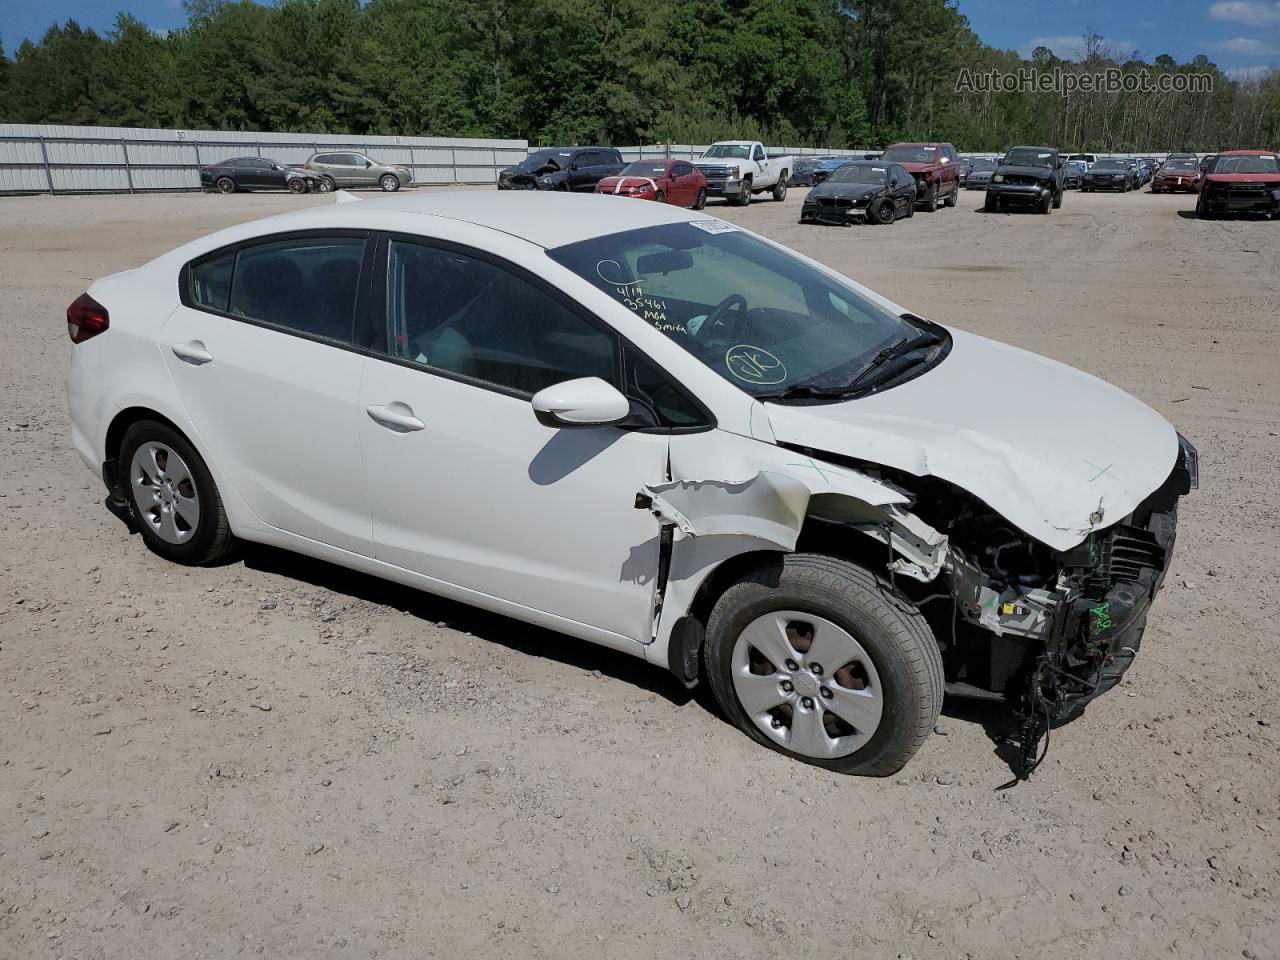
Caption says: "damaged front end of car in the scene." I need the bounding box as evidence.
[644,428,1198,780]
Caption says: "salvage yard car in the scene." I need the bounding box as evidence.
[1151,157,1201,193]
[799,160,917,225]
[692,141,794,205]
[594,159,708,209]
[303,152,412,192]
[497,147,625,191]
[1081,158,1138,192]
[984,146,1065,214]
[65,192,1196,777]
[200,157,327,195]
[880,142,960,211]
[1196,150,1280,219]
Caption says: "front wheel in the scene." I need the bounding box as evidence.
[119,421,235,566]
[704,555,943,777]
[318,176,335,194]
[984,193,998,212]
[735,180,752,206]
[920,187,938,212]
[772,177,788,202]
[693,188,707,210]
[380,174,400,192]
[287,177,307,194]
[653,190,666,203]
[869,198,896,225]
[1052,189,1063,209]
[943,185,958,207]
[1039,190,1053,214]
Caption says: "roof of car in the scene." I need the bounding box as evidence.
[261,191,712,250]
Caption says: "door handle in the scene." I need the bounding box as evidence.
[366,403,425,432]
[172,341,214,365]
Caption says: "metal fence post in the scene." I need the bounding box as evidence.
[121,138,135,194]
[491,147,498,183]
[450,145,458,184]
[38,136,55,194]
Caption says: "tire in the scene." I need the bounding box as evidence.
[380,174,400,192]
[735,178,752,206]
[693,188,707,210]
[1039,191,1053,214]
[654,190,666,204]
[704,554,943,777]
[1197,196,1214,219]
[1052,189,1062,209]
[119,420,235,566]
[984,193,998,213]
[287,178,307,195]
[869,198,895,225]
[921,186,938,212]
[215,177,236,195]
[319,176,336,194]
[943,184,958,207]
[772,176,788,202]
[903,198,914,218]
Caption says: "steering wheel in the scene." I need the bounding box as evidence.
[701,294,748,338]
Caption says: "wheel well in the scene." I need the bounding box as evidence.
[103,407,191,494]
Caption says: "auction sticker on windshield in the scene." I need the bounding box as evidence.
[689,220,739,235]
[725,344,786,385]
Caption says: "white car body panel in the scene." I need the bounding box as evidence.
[65,191,1185,680]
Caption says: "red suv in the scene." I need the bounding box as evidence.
[595,159,708,209]
[880,142,961,211]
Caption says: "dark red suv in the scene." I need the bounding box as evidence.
[880,142,961,211]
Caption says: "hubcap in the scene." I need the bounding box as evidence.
[731,611,883,759]
[130,442,200,545]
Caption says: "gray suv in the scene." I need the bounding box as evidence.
[303,152,413,192]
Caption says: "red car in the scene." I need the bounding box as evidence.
[1195,150,1280,219]
[880,142,961,211]
[594,158,708,208]
[1151,158,1201,193]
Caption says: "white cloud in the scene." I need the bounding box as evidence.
[1226,64,1278,81]
[1214,36,1280,53]
[1021,35,1138,60]
[1209,1,1280,26]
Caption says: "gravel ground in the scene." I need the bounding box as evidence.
[1,185,1277,960]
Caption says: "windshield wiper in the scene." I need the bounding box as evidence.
[842,330,946,395]
[754,383,858,402]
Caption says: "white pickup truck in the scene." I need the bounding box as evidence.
[691,141,796,206]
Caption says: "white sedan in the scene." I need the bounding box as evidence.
[66,192,1196,776]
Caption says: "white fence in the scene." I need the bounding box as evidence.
[561,144,877,162]
[0,123,531,194]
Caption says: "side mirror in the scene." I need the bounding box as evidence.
[531,377,630,428]
[365,160,372,167]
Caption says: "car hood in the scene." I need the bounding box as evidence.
[997,164,1056,179]
[806,182,885,201]
[761,328,1179,552]
[1086,168,1126,176]
[1204,172,1280,184]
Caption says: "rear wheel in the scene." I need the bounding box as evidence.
[380,174,400,192]
[704,554,943,777]
[772,176,788,202]
[120,421,234,566]
[215,177,236,195]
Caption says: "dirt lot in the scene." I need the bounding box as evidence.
[2,184,1277,960]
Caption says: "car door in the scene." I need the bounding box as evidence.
[569,151,601,191]
[245,158,281,189]
[672,163,697,206]
[356,234,675,642]
[890,164,909,214]
[752,143,768,183]
[161,231,375,555]
[350,154,379,187]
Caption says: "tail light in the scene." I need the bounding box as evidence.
[67,292,109,344]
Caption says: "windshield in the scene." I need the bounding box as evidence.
[547,223,924,398]
[1004,147,1055,168]
[1163,160,1199,171]
[620,162,668,178]
[882,146,936,164]
[1092,160,1125,170]
[970,159,997,171]
[702,144,750,159]
[828,165,888,185]
[1212,155,1279,174]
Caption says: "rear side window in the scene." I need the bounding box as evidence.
[227,237,365,342]
[191,252,234,312]
[187,236,367,344]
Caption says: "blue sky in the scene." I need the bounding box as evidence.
[2,0,1278,79]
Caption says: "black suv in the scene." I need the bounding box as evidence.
[497,147,625,191]
[984,146,1065,214]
